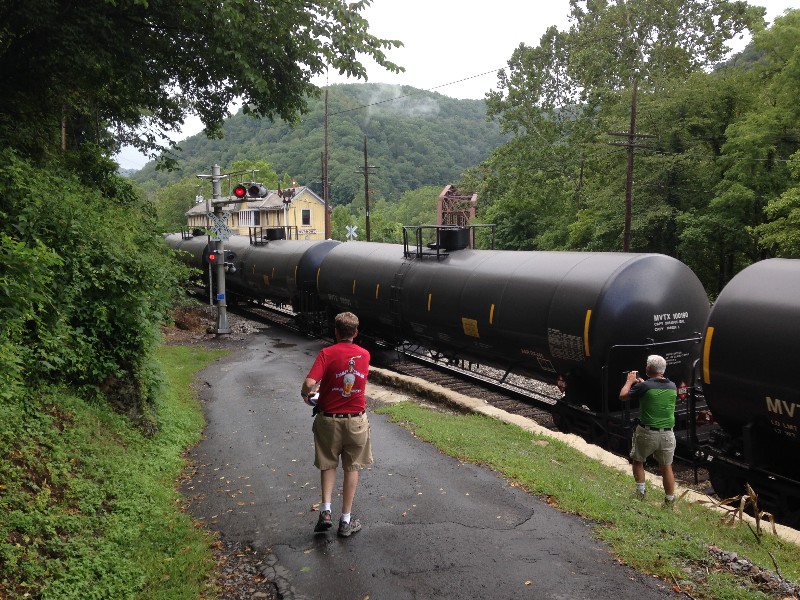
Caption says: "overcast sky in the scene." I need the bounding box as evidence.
[117,0,797,170]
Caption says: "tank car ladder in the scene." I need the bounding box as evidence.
[389,260,414,343]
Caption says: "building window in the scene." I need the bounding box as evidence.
[302,209,311,226]
[239,210,260,227]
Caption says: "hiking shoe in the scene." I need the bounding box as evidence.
[314,510,332,533]
[663,497,676,509]
[635,489,646,501]
[337,518,362,538]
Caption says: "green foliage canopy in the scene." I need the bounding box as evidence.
[470,0,800,295]
[0,149,188,416]
[0,0,403,164]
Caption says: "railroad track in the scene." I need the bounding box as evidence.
[380,356,559,430]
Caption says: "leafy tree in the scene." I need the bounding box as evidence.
[753,152,800,258]
[390,186,440,228]
[0,0,403,164]
[329,185,440,243]
[478,137,576,250]
[565,0,763,101]
[153,178,206,233]
[719,11,800,261]
[483,0,764,252]
[331,204,359,241]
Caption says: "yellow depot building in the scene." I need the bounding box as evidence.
[185,185,330,240]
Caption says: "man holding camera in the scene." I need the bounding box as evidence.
[619,354,677,508]
[301,312,372,537]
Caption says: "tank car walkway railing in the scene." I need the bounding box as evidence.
[402,224,495,259]
[248,226,298,245]
[180,226,205,240]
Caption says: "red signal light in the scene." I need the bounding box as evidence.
[208,250,221,262]
[233,184,247,199]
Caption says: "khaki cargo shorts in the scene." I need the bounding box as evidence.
[312,412,374,471]
[630,424,676,466]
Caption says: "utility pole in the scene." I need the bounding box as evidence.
[607,78,654,252]
[323,89,330,239]
[355,136,378,242]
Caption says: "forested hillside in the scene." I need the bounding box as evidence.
[132,83,507,204]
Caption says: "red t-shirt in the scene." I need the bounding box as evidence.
[306,342,371,414]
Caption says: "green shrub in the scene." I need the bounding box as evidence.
[0,148,189,416]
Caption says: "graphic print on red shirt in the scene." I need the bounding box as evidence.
[306,342,371,414]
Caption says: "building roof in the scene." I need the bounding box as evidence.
[185,186,323,216]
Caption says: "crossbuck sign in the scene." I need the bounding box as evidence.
[346,225,358,240]
[207,212,233,241]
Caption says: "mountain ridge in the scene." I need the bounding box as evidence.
[131,83,507,203]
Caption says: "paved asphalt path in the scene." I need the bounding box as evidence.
[181,328,674,599]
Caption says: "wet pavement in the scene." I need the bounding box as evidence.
[181,328,675,599]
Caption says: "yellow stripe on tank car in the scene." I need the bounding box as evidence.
[703,326,714,384]
[294,265,298,284]
[316,267,320,287]
[352,279,357,295]
[583,309,592,357]
[375,283,380,300]
[489,303,495,325]
[428,293,432,311]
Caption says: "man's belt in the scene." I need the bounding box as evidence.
[322,411,365,418]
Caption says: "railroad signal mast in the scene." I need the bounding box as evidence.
[197,165,266,334]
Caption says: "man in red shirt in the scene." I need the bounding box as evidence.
[301,312,372,537]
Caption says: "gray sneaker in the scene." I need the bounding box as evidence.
[635,489,646,501]
[337,518,362,537]
[663,497,676,509]
[314,510,332,533]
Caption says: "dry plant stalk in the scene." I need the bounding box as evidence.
[695,482,777,538]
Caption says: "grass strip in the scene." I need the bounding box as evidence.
[377,401,800,599]
[0,344,226,599]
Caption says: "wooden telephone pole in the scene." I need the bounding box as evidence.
[607,78,654,252]
[356,136,378,242]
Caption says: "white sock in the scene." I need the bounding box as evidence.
[341,512,351,524]
[322,502,331,513]
[665,495,675,501]
[637,482,646,494]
